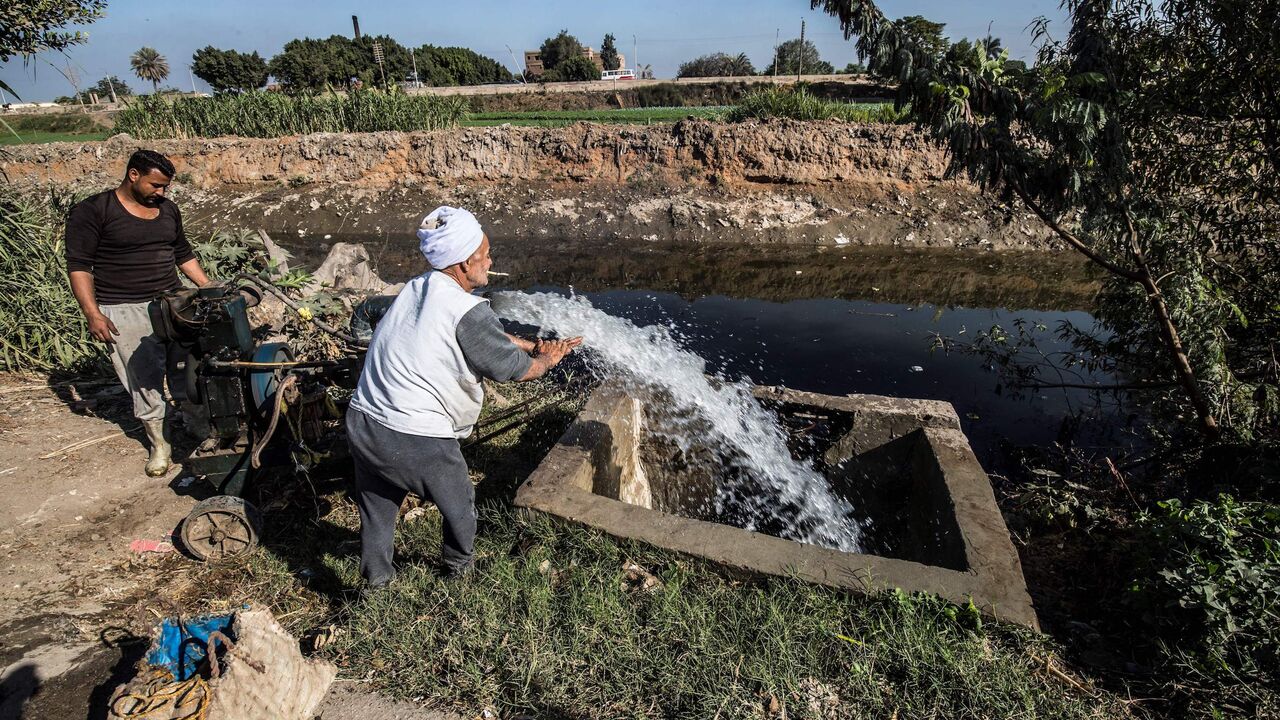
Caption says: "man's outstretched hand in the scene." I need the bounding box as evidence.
[522,337,583,381]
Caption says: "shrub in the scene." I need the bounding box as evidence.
[727,87,906,123]
[1126,495,1280,686]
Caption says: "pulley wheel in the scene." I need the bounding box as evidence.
[180,495,263,562]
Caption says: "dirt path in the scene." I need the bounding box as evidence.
[0,374,451,719]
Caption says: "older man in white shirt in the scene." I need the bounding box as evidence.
[347,206,581,587]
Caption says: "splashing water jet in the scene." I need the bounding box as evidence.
[493,291,863,552]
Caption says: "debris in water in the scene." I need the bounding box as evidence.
[909,365,924,373]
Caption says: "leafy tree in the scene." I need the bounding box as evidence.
[543,54,601,82]
[839,62,866,74]
[413,45,512,86]
[893,15,948,60]
[131,46,170,92]
[268,35,403,92]
[763,38,834,76]
[0,0,106,98]
[678,52,756,78]
[192,46,269,93]
[601,34,621,71]
[539,30,583,74]
[810,0,1280,445]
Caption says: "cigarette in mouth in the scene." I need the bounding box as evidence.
[487,270,510,276]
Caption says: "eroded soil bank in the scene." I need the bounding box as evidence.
[1,120,1058,250]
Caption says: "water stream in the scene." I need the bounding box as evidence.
[493,290,866,552]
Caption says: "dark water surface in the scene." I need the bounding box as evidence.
[283,237,1128,470]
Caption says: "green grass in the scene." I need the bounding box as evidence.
[0,130,110,145]
[461,107,726,127]
[0,112,108,144]
[175,381,1121,720]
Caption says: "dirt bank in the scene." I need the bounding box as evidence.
[1,119,1058,250]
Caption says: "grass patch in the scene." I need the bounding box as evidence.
[0,130,111,145]
[462,107,725,127]
[0,112,108,144]
[727,88,906,123]
[171,379,1120,720]
[113,90,469,139]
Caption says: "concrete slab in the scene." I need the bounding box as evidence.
[515,386,1038,628]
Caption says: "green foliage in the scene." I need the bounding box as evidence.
[130,46,170,91]
[0,187,102,372]
[728,87,904,123]
[0,0,105,97]
[543,54,601,83]
[538,29,583,75]
[810,0,1280,444]
[893,15,948,61]
[412,45,512,86]
[600,33,620,71]
[1127,496,1279,691]
[764,38,834,76]
[268,34,407,92]
[191,46,269,93]
[112,90,467,139]
[839,62,867,74]
[678,52,756,78]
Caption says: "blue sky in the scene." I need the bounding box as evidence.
[1,0,1067,102]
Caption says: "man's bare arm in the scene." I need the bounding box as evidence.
[178,258,211,287]
[504,333,536,354]
[69,270,118,343]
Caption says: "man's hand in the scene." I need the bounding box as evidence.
[519,336,583,381]
[535,337,583,364]
[87,312,119,343]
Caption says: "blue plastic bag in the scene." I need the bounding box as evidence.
[144,614,236,681]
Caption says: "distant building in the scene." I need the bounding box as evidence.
[523,47,625,78]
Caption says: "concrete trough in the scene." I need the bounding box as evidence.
[515,385,1038,628]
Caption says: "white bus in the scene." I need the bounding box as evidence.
[602,69,636,80]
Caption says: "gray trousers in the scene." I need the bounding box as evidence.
[100,301,188,423]
[346,407,476,585]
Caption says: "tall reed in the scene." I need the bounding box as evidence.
[727,87,906,123]
[0,188,102,372]
[114,90,469,139]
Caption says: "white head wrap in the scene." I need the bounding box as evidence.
[417,206,484,269]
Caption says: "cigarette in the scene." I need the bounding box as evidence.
[487,270,510,276]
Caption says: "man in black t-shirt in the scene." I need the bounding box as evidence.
[65,149,211,477]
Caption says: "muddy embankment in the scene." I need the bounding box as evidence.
[1,119,1060,251]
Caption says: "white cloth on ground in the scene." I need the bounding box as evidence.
[417,206,484,269]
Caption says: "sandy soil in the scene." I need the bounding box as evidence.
[0,373,454,719]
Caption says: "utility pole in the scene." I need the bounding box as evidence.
[773,28,779,80]
[107,75,118,103]
[632,35,637,75]
[189,67,197,94]
[506,45,526,83]
[352,15,362,40]
[798,19,805,81]
[372,41,387,89]
[410,49,420,88]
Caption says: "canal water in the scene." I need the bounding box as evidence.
[283,236,1130,472]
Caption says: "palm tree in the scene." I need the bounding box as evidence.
[130,47,169,92]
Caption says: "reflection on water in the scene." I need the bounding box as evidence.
[279,237,1127,469]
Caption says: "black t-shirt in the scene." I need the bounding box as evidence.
[64,189,196,305]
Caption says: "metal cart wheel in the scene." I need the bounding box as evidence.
[180,495,263,562]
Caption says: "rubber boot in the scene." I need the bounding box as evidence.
[143,419,172,477]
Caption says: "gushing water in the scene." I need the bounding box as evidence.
[493,290,863,552]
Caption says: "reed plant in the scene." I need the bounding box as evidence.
[114,89,469,139]
[0,187,103,372]
[727,87,906,123]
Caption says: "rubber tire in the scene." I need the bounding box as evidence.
[180,495,263,562]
